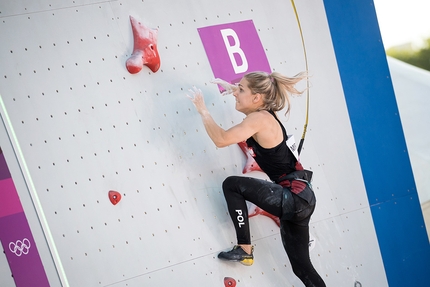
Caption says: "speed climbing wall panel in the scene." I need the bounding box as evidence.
[0,0,428,286]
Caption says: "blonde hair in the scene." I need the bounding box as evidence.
[244,71,307,115]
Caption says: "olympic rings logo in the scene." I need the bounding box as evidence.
[9,238,31,256]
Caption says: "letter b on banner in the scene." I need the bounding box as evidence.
[221,28,248,74]
[198,20,271,85]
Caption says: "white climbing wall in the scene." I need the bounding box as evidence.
[0,0,389,286]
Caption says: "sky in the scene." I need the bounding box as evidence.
[373,0,430,49]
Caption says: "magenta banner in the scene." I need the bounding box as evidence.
[198,20,271,85]
[0,150,49,286]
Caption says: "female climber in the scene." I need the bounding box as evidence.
[187,71,326,287]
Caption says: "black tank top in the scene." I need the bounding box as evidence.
[245,110,297,181]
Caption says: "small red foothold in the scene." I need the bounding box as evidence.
[224,277,236,287]
[108,190,121,205]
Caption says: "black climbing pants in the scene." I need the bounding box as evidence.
[222,175,326,287]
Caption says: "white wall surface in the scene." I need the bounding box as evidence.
[388,56,430,204]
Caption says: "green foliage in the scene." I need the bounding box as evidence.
[387,38,430,71]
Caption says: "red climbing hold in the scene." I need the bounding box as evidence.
[249,206,280,227]
[237,141,262,173]
[224,277,236,287]
[108,190,121,205]
[126,15,160,74]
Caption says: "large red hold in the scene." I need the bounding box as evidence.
[237,141,262,173]
[126,16,160,74]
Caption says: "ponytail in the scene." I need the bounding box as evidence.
[244,71,307,115]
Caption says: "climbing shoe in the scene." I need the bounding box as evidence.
[218,245,254,266]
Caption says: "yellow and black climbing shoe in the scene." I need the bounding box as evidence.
[218,245,254,266]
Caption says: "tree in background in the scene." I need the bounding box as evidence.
[387,38,430,72]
